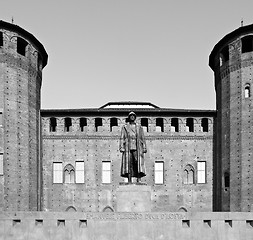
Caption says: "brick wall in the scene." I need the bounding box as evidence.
[41,114,214,212]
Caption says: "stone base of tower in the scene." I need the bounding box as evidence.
[116,184,151,212]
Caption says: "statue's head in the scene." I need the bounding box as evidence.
[128,111,136,122]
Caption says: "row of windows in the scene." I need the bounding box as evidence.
[0,32,28,56]
[220,35,253,66]
[0,31,42,67]
[52,161,207,185]
[48,117,211,133]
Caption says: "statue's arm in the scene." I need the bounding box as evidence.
[140,126,147,153]
[119,126,126,152]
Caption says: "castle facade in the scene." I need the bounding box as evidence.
[0,20,253,215]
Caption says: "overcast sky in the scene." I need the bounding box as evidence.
[1,0,253,110]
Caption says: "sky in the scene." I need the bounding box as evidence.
[1,0,253,110]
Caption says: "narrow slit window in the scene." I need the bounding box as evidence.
[76,161,84,183]
[0,32,3,47]
[110,118,118,132]
[95,118,103,132]
[80,118,87,132]
[155,161,164,184]
[171,118,179,132]
[156,118,164,132]
[197,161,206,184]
[201,118,209,132]
[141,118,149,132]
[17,37,28,56]
[53,162,63,183]
[102,161,111,184]
[245,85,250,98]
[49,117,57,132]
[186,118,194,132]
[64,118,72,132]
[224,172,230,188]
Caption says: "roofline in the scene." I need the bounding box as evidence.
[209,23,253,71]
[41,108,216,117]
[0,20,48,68]
[99,101,160,109]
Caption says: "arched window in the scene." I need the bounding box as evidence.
[171,118,179,132]
[95,118,103,132]
[241,35,253,53]
[183,164,195,184]
[64,118,72,132]
[66,206,77,212]
[219,45,229,66]
[201,118,209,132]
[103,206,114,212]
[49,117,57,132]
[80,118,87,132]
[141,118,149,132]
[64,164,75,183]
[186,118,194,132]
[17,37,28,56]
[245,85,250,98]
[178,207,187,212]
[156,118,164,132]
[110,118,118,132]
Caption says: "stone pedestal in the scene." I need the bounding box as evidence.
[116,184,151,212]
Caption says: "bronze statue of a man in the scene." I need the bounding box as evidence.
[119,112,147,183]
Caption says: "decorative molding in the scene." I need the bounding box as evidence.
[43,134,213,141]
[220,59,253,79]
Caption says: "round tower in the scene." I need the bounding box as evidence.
[0,20,47,211]
[209,24,253,211]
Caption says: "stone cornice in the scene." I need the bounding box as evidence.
[43,135,213,140]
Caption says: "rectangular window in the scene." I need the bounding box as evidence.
[197,161,206,183]
[0,153,3,175]
[76,161,84,183]
[155,161,164,184]
[102,161,111,184]
[53,162,63,183]
[0,112,2,126]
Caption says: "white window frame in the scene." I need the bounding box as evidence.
[53,162,63,183]
[76,161,85,183]
[197,161,206,184]
[155,161,164,184]
[102,161,111,184]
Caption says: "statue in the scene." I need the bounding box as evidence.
[119,112,147,183]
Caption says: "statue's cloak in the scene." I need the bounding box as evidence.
[119,123,147,178]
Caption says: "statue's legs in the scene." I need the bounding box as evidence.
[128,174,132,183]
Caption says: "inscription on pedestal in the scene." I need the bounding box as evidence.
[116,184,151,212]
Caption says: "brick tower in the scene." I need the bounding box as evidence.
[209,24,253,211]
[0,21,47,211]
